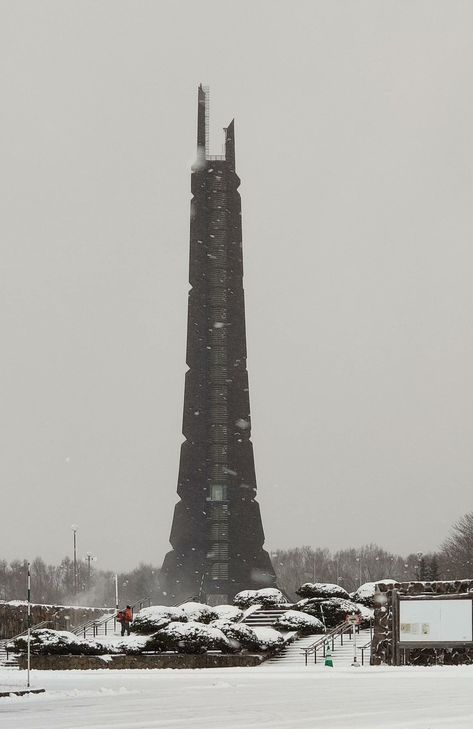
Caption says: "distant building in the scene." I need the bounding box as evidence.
[160,86,276,605]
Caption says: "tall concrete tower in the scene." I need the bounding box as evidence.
[161,86,276,605]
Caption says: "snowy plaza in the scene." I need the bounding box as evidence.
[2,664,473,729]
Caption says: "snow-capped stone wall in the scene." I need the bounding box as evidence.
[0,602,111,639]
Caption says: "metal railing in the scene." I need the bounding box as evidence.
[360,638,372,666]
[301,621,360,665]
[72,596,152,639]
[2,620,56,661]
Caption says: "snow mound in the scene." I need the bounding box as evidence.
[12,629,110,656]
[233,588,286,608]
[179,602,218,624]
[250,626,286,651]
[210,619,259,650]
[351,580,398,607]
[132,605,187,634]
[297,597,361,629]
[212,604,243,622]
[296,582,350,600]
[146,621,233,654]
[273,610,325,634]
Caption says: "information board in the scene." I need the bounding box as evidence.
[399,598,473,643]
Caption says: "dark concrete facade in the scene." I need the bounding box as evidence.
[161,86,276,605]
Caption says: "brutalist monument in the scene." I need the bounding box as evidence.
[161,86,276,605]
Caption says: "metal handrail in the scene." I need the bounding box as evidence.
[360,637,372,666]
[72,596,152,638]
[2,620,56,659]
[301,621,358,665]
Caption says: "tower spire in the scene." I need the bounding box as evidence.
[161,87,276,605]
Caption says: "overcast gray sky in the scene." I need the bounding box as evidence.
[1,0,472,572]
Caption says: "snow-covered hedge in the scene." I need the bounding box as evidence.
[210,619,260,651]
[250,626,286,652]
[179,602,218,624]
[296,582,351,600]
[273,610,325,635]
[132,603,218,634]
[144,621,234,654]
[12,629,109,656]
[212,604,243,622]
[233,588,286,609]
[132,605,187,634]
[354,603,374,628]
[351,580,398,608]
[297,597,362,629]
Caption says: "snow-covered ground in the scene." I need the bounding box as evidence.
[2,665,473,728]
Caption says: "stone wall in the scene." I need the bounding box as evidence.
[18,653,264,670]
[372,579,473,665]
[0,602,112,639]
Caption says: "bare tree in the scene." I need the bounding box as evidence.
[441,512,473,579]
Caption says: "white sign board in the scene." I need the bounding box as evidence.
[399,599,473,643]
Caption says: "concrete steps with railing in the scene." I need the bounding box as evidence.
[0,642,20,669]
[264,626,372,668]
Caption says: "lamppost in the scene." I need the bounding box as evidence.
[355,554,362,587]
[71,525,78,596]
[416,551,423,581]
[86,553,97,591]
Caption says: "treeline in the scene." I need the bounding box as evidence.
[272,545,442,600]
[1,511,472,606]
[0,558,162,608]
[274,510,473,599]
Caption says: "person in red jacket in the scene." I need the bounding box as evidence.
[117,605,133,636]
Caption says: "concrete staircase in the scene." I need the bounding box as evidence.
[264,634,319,666]
[241,605,292,628]
[0,641,20,669]
[264,628,372,668]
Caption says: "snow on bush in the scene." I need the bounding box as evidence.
[273,610,325,635]
[233,588,286,608]
[296,582,350,600]
[250,626,286,652]
[351,580,398,607]
[132,605,187,634]
[297,597,361,629]
[212,604,243,622]
[179,602,218,624]
[145,621,234,654]
[354,602,374,628]
[210,619,260,651]
[12,629,110,656]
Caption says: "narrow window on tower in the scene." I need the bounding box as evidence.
[210,484,228,501]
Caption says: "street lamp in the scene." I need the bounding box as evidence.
[416,552,423,581]
[71,525,78,596]
[85,553,97,591]
[356,555,362,587]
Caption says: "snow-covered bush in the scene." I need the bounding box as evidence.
[144,621,234,654]
[250,626,286,652]
[233,588,286,609]
[354,603,374,628]
[351,580,398,608]
[179,602,218,624]
[212,604,243,622]
[297,597,361,629]
[132,605,187,634]
[12,629,109,656]
[210,619,260,651]
[296,582,351,600]
[273,610,325,635]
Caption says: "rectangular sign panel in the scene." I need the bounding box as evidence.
[399,599,472,643]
